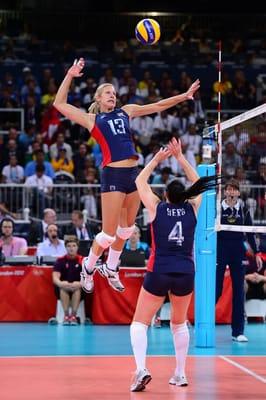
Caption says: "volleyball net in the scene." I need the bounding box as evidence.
[213,103,266,234]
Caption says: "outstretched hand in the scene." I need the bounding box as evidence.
[153,146,172,164]
[167,137,183,160]
[67,58,85,78]
[185,79,200,100]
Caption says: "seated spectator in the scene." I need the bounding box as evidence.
[175,104,196,136]
[28,208,57,245]
[25,163,54,217]
[245,252,266,300]
[24,149,55,178]
[78,165,99,219]
[18,123,36,152]
[98,67,119,92]
[2,155,24,183]
[192,91,205,121]
[73,142,89,176]
[222,142,243,178]
[124,225,150,259]
[49,131,73,161]
[27,134,49,162]
[151,167,176,197]
[36,223,66,257]
[231,69,256,109]
[51,147,74,175]
[153,109,179,144]
[225,124,250,155]
[130,114,154,155]
[0,218,28,256]
[64,210,96,240]
[252,161,266,218]
[40,102,61,145]
[234,167,257,220]
[41,80,57,107]
[52,236,84,325]
[180,124,202,161]
[245,233,266,300]
[1,138,25,168]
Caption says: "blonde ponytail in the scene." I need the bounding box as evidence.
[88,101,101,114]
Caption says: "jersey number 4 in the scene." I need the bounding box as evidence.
[168,221,184,246]
[107,119,126,135]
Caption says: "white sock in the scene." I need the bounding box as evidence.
[84,249,100,273]
[130,321,148,372]
[170,322,189,377]
[106,247,122,271]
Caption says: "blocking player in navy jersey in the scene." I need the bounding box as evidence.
[53,58,200,294]
[130,137,219,392]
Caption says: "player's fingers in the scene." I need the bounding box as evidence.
[77,58,85,68]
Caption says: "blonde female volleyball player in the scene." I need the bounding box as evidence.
[130,137,219,392]
[53,58,200,293]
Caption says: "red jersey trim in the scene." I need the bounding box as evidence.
[147,223,155,272]
[91,125,112,167]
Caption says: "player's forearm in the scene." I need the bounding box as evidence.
[156,92,188,111]
[176,154,199,184]
[53,73,72,107]
[136,159,158,187]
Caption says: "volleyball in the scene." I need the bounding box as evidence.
[135,18,161,45]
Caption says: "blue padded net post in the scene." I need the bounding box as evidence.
[194,164,216,347]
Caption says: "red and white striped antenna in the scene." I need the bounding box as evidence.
[217,40,222,138]
[215,40,223,230]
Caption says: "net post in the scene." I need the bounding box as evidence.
[195,164,216,347]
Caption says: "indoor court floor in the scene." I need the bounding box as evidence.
[0,322,265,400]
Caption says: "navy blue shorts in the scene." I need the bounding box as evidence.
[101,166,139,194]
[143,271,195,297]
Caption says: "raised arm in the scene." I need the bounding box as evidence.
[168,137,199,184]
[53,58,93,130]
[168,137,202,211]
[123,79,200,118]
[135,147,171,221]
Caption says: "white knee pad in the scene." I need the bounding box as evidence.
[116,224,135,240]
[95,231,116,249]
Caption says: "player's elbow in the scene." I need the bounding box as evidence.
[135,176,141,186]
[53,99,60,109]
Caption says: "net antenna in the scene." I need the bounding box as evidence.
[216,41,223,230]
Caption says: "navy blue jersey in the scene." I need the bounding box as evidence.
[147,201,197,273]
[90,108,138,167]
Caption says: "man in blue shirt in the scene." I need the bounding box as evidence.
[24,149,55,178]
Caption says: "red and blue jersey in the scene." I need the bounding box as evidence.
[90,108,138,167]
[147,201,197,273]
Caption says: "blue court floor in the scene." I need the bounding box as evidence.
[0,322,265,357]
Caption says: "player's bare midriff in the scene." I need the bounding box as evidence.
[107,158,138,167]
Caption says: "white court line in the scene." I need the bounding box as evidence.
[0,354,266,359]
[219,355,266,384]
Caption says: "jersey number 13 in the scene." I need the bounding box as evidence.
[107,119,126,135]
